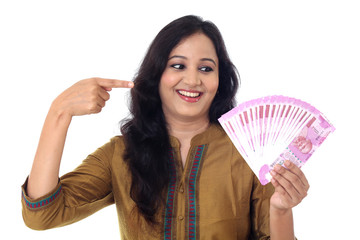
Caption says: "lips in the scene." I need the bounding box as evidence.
[176,89,203,103]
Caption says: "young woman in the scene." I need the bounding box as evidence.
[22,15,309,240]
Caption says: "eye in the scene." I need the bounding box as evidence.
[171,64,185,70]
[199,66,213,72]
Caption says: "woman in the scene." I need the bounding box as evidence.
[22,15,309,239]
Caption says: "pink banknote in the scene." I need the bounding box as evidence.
[218,95,335,185]
[259,113,335,185]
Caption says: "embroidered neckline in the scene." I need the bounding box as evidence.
[163,144,207,240]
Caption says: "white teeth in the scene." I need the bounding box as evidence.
[178,90,200,98]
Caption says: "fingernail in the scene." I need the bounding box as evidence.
[270,170,277,176]
[274,164,281,171]
[285,160,291,167]
[128,82,134,88]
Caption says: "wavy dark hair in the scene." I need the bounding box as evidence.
[121,15,239,225]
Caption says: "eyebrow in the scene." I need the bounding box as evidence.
[168,55,217,66]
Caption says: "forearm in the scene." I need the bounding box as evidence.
[26,78,132,199]
[27,105,72,199]
[270,206,295,240]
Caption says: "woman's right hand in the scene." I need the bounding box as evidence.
[51,77,134,117]
[27,77,133,199]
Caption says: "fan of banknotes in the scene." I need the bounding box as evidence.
[218,95,335,185]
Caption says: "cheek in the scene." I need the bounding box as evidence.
[159,71,178,101]
[207,78,219,95]
[160,71,179,89]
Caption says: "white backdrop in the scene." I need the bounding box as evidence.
[1,0,359,239]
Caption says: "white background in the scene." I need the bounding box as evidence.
[1,0,359,239]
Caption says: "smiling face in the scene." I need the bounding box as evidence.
[159,33,219,123]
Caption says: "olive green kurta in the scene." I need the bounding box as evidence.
[22,124,274,239]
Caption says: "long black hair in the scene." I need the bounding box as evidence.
[121,15,239,225]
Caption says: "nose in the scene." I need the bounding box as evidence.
[183,68,201,86]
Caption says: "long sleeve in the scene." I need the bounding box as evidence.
[21,138,116,230]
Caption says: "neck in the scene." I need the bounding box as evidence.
[166,116,210,141]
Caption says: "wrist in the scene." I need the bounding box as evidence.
[270,206,295,240]
[270,205,292,217]
[48,102,72,126]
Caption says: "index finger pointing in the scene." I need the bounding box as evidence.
[95,77,134,89]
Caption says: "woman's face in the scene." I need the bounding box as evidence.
[159,33,219,123]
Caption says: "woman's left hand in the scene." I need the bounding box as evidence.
[270,160,310,211]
